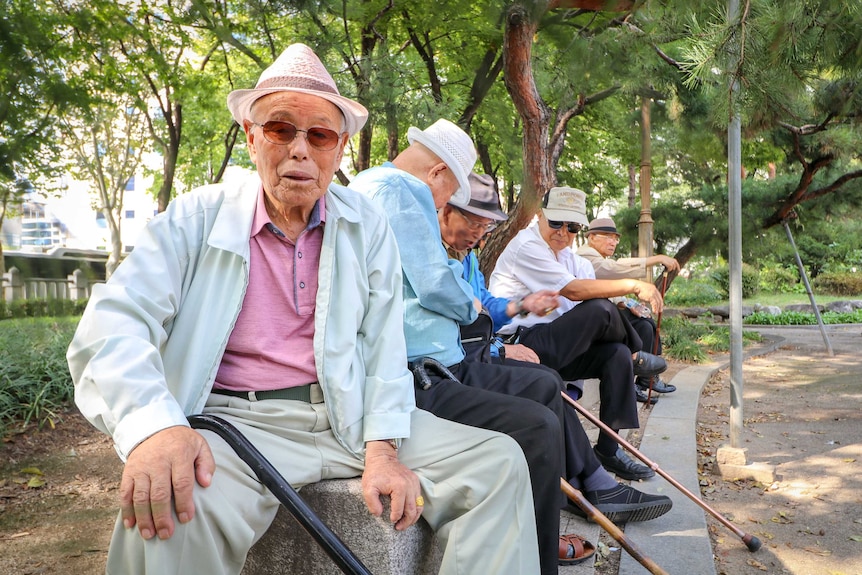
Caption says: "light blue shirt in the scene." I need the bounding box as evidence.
[351,163,477,366]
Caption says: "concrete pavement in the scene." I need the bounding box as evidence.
[558,329,789,575]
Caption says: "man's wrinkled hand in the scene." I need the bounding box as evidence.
[119,425,215,541]
[504,343,540,363]
[632,281,663,314]
[362,442,423,531]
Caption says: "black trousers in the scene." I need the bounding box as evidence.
[621,308,661,356]
[519,298,642,433]
[413,360,563,575]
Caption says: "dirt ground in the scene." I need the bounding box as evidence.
[697,325,862,575]
[2,326,861,575]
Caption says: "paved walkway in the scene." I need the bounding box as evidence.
[557,325,805,575]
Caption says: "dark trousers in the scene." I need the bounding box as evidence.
[518,298,641,443]
[413,360,563,575]
[501,359,604,487]
[621,308,661,356]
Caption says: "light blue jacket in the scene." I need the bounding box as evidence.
[350,164,477,367]
[68,174,415,461]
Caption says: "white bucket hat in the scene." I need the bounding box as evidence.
[541,187,589,226]
[406,119,477,206]
[227,43,368,137]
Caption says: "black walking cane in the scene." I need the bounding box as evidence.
[187,414,372,575]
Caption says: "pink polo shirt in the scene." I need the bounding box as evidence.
[213,187,324,391]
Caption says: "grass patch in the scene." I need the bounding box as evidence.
[0,317,80,438]
[662,316,763,363]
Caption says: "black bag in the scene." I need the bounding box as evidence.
[459,310,501,364]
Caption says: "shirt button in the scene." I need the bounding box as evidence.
[298,252,302,258]
[299,282,306,289]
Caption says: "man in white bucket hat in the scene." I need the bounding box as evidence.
[69,43,539,575]
[352,131,604,570]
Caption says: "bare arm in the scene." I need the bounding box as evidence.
[560,278,663,313]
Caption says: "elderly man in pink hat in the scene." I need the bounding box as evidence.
[68,43,539,575]
[577,217,681,401]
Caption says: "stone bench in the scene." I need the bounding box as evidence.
[242,478,442,575]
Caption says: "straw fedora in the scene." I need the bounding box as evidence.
[406,119,477,206]
[227,43,368,137]
[541,187,589,226]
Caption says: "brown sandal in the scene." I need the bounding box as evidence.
[558,533,596,565]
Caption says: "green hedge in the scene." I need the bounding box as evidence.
[0,298,89,320]
[811,272,862,296]
[709,263,760,299]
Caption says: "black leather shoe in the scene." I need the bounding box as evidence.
[632,351,667,378]
[635,386,658,404]
[567,484,673,523]
[594,446,656,480]
[636,376,676,394]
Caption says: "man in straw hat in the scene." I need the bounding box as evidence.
[577,217,680,401]
[68,43,539,574]
[352,127,607,570]
[490,187,668,481]
[439,172,673,521]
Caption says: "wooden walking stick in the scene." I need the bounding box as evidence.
[560,392,762,552]
[560,479,669,575]
[645,269,670,406]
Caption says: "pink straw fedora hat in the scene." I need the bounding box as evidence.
[227,43,368,137]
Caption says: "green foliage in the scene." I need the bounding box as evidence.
[811,272,862,296]
[745,308,862,326]
[0,317,80,438]
[0,299,88,320]
[662,316,763,362]
[710,263,760,299]
[758,262,804,294]
[664,277,724,307]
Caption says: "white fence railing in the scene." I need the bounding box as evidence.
[2,266,100,302]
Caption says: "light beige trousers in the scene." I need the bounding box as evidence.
[105,396,539,575]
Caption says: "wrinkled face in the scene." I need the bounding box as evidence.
[244,91,347,212]
[538,214,578,254]
[588,232,621,257]
[439,205,497,251]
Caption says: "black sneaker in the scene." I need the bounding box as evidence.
[567,484,673,523]
[636,376,676,394]
[635,386,658,404]
[594,446,655,480]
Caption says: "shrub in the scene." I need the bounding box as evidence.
[758,263,804,294]
[745,308,862,325]
[811,272,862,296]
[0,317,80,438]
[0,298,88,320]
[710,263,760,299]
[664,277,723,307]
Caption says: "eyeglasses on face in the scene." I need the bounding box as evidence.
[593,233,620,242]
[455,208,497,232]
[547,220,582,234]
[252,120,342,151]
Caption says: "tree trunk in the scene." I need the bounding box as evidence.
[481,3,554,278]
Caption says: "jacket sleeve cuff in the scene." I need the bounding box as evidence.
[112,399,191,461]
